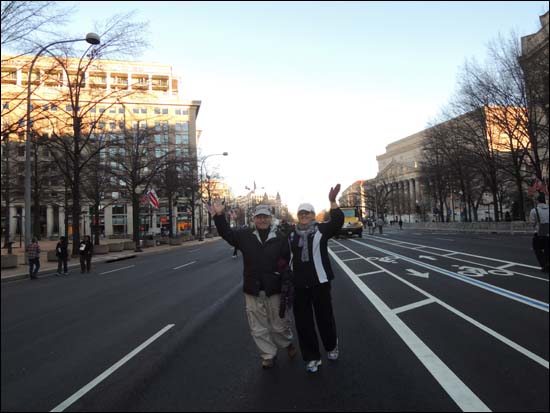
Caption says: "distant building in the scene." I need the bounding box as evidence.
[1,54,200,239]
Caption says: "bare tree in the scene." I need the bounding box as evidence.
[80,132,116,245]
[32,12,150,255]
[1,129,20,247]
[1,1,75,53]
[109,122,171,251]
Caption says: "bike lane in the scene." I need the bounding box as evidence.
[328,238,549,412]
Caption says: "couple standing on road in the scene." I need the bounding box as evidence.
[213,184,345,373]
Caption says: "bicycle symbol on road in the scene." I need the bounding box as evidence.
[452,265,514,277]
[369,256,399,264]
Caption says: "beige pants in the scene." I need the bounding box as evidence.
[244,292,294,360]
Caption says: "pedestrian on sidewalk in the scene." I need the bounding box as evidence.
[398,218,403,230]
[377,216,384,234]
[289,184,344,373]
[529,192,549,273]
[56,236,69,275]
[79,235,93,273]
[213,201,297,370]
[26,237,41,280]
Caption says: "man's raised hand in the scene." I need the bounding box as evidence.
[329,184,341,202]
[212,198,225,216]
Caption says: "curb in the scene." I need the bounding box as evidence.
[1,237,221,283]
[105,255,137,263]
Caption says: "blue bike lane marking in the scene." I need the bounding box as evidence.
[350,240,549,313]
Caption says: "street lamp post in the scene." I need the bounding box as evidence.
[24,33,100,250]
[198,152,228,241]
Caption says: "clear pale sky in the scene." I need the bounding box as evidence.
[61,1,548,214]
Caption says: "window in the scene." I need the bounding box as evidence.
[141,108,147,114]
[154,107,161,114]
[133,108,139,114]
[175,134,189,145]
[162,108,168,115]
[109,122,116,130]
[118,107,124,114]
[90,107,96,113]
[51,104,57,112]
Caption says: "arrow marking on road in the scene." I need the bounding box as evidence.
[419,255,437,261]
[406,268,430,278]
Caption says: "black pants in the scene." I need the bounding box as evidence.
[293,282,337,362]
[28,258,40,277]
[57,256,68,273]
[532,235,549,270]
[80,254,92,272]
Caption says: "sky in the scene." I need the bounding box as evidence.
[58,1,548,215]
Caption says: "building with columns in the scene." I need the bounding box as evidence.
[1,54,200,241]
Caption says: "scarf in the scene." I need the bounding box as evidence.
[295,221,317,262]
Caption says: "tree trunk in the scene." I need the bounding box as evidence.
[168,193,173,238]
[132,193,142,252]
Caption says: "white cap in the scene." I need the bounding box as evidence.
[253,205,272,217]
[297,203,315,214]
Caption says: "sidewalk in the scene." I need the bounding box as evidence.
[0,237,221,283]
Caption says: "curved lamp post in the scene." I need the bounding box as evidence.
[24,33,100,249]
[198,152,228,241]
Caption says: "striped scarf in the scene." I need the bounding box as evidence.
[295,221,317,262]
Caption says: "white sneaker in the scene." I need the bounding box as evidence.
[306,359,322,373]
[327,340,339,360]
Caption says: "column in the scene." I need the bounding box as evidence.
[104,205,113,236]
[152,210,158,233]
[9,206,17,239]
[411,179,417,220]
[126,204,134,236]
[59,207,65,236]
[46,205,54,237]
[172,204,178,235]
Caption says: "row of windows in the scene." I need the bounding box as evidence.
[2,102,189,117]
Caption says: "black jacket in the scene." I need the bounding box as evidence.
[290,208,344,288]
[55,241,68,258]
[79,240,93,256]
[214,214,290,297]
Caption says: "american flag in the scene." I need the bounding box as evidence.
[147,189,160,209]
[527,178,549,197]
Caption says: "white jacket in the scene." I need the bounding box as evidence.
[529,203,549,233]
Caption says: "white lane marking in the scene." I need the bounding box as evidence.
[363,237,543,274]
[99,265,135,275]
[332,242,549,368]
[393,298,436,315]
[352,240,549,312]
[419,255,437,261]
[357,270,385,277]
[435,238,454,242]
[173,261,197,270]
[329,249,491,412]
[50,324,175,412]
[342,257,362,262]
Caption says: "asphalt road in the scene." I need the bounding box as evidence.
[1,229,548,412]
